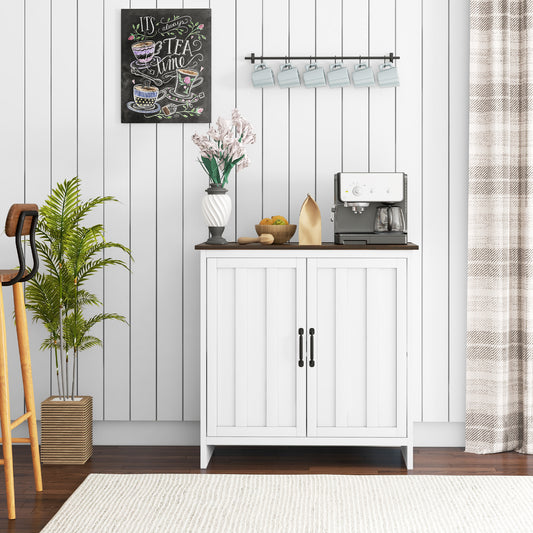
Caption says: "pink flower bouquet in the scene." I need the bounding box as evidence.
[192,109,256,186]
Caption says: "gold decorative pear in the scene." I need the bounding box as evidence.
[298,194,322,245]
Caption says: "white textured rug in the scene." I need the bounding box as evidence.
[41,474,533,532]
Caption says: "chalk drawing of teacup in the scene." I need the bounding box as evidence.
[133,84,159,110]
[131,40,162,65]
[175,69,204,98]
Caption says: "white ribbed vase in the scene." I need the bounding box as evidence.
[201,185,231,245]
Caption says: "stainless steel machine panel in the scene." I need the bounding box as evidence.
[338,172,404,203]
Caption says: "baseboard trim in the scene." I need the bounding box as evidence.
[13,421,200,446]
[13,421,465,447]
[93,421,200,445]
[414,422,465,447]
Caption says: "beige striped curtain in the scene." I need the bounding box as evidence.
[467,0,533,454]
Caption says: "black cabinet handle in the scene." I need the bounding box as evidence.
[298,328,304,367]
[309,328,315,367]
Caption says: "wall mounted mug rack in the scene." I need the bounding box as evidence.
[245,52,400,64]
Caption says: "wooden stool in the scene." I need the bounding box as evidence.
[0,204,42,520]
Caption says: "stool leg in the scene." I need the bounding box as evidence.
[13,283,42,493]
[0,285,16,519]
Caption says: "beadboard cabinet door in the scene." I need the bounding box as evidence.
[306,258,407,438]
[206,258,307,437]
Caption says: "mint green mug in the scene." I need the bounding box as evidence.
[278,63,300,88]
[352,63,375,88]
[252,64,275,88]
[377,62,400,87]
[327,63,350,88]
[303,63,326,88]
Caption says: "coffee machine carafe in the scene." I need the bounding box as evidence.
[331,172,407,245]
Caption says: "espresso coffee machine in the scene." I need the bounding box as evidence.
[332,172,407,245]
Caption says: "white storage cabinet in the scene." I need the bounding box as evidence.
[198,246,420,469]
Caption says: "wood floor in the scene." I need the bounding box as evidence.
[0,445,532,532]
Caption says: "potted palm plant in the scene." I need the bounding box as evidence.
[25,177,131,464]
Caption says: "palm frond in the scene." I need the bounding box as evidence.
[40,334,61,351]
[85,312,128,329]
[71,196,117,228]
[74,289,101,307]
[25,274,60,334]
[35,241,61,277]
[78,336,102,351]
[76,258,129,286]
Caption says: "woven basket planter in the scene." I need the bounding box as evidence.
[40,395,93,464]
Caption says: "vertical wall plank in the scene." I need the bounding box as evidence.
[181,151,205,418]
[422,0,450,422]
[315,0,342,242]
[448,0,469,422]
[129,0,157,420]
[51,0,78,400]
[156,0,184,421]
[342,0,369,173]
[213,0,237,242]
[396,0,423,420]
[369,0,396,171]
[262,0,289,220]
[25,0,53,412]
[77,0,105,420]
[235,0,263,236]
[51,0,78,187]
[182,0,214,421]
[1,0,26,418]
[103,0,131,421]
[288,0,316,230]
[181,126,206,421]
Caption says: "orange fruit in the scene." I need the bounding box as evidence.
[271,215,288,225]
[259,217,273,225]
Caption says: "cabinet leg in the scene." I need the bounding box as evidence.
[401,445,413,470]
[200,444,215,469]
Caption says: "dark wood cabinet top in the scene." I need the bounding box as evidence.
[195,242,419,250]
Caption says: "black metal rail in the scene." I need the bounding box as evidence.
[245,52,399,64]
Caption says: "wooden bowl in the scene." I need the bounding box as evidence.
[255,224,296,244]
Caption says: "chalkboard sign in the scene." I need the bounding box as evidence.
[121,9,211,123]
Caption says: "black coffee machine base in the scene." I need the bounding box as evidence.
[335,232,407,245]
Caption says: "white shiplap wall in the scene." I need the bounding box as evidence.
[0,0,468,432]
